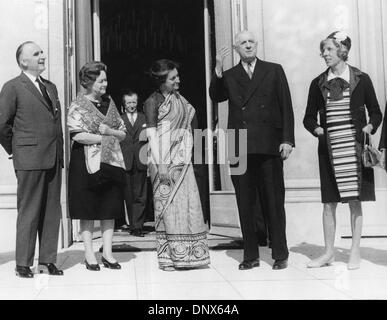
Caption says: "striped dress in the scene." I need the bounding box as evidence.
[326,88,360,201]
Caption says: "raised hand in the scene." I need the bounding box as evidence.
[215,46,231,75]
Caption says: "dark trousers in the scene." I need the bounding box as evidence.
[254,190,269,244]
[15,160,62,267]
[231,154,288,261]
[123,168,147,229]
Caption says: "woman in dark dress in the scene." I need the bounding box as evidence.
[67,62,126,271]
[303,32,382,270]
[144,59,210,271]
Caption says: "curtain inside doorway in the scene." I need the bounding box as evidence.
[75,0,93,92]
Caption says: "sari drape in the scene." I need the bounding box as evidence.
[67,94,126,173]
[148,92,210,269]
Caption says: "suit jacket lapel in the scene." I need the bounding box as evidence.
[348,65,362,96]
[123,113,136,136]
[234,63,251,89]
[317,69,329,104]
[126,113,140,135]
[132,114,141,134]
[20,73,50,111]
[20,73,53,114]
[241,59,269,107]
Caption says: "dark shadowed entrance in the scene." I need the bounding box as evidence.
[99,0,215,224]
[99,0,212,130]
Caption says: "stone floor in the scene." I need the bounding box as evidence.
[1,209,387,300]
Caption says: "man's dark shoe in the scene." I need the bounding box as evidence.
[38,263,64,276]
[130,228,145,237]
[238,259,260,270]
[272,258,288,270]
[118,224,131,232]
[115,224,131,232]
[15,266,34,278]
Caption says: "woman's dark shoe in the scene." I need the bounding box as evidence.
[101,256,121,269]
[85,260,100,271]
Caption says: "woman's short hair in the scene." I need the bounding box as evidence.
[79,61,107,89]
[320,31,351,62]
[149,59,179,87]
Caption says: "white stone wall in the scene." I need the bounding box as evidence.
[211,0,387,235]
[0,0,66,208]
[1,0,387,237]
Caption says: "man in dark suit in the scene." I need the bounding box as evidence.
[0,41,64,278]
[119,92,148,237]
[209,31,295,270]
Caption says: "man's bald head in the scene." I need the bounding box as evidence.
[16,41,35,67]
[15,41,46,76]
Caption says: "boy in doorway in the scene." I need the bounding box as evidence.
[117,91,148,237]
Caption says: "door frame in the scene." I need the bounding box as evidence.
[87,0,243,236]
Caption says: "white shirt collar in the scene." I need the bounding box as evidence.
[327,64,350,82]
[126,112,137,121]
[23,71,41,83]
[23,71,44,95]
[241,58,257,71]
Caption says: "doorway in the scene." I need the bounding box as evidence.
[99,0,212,129]
[98,0,215,224]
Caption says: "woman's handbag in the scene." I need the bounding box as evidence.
[362,132,382,168]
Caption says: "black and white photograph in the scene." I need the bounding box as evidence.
[0,0,387,302]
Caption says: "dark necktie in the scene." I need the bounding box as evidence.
[36,78,53,112]
[246,63,253,79]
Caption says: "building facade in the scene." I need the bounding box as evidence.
[1,0,387,247]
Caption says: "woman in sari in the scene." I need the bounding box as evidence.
[68,61,126,271]
[144,59,210,271]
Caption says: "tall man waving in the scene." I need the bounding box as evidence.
[209,31,295,270]
[0,42,64,278]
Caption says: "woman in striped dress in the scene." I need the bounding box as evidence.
[303,31,382,270]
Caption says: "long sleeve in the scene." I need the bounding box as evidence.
[363,73,382,134]
[303,79,321,137]
[209,73,229,103]
[276,65,295,147]
[378,102,387,149]
[0,82,17,155]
